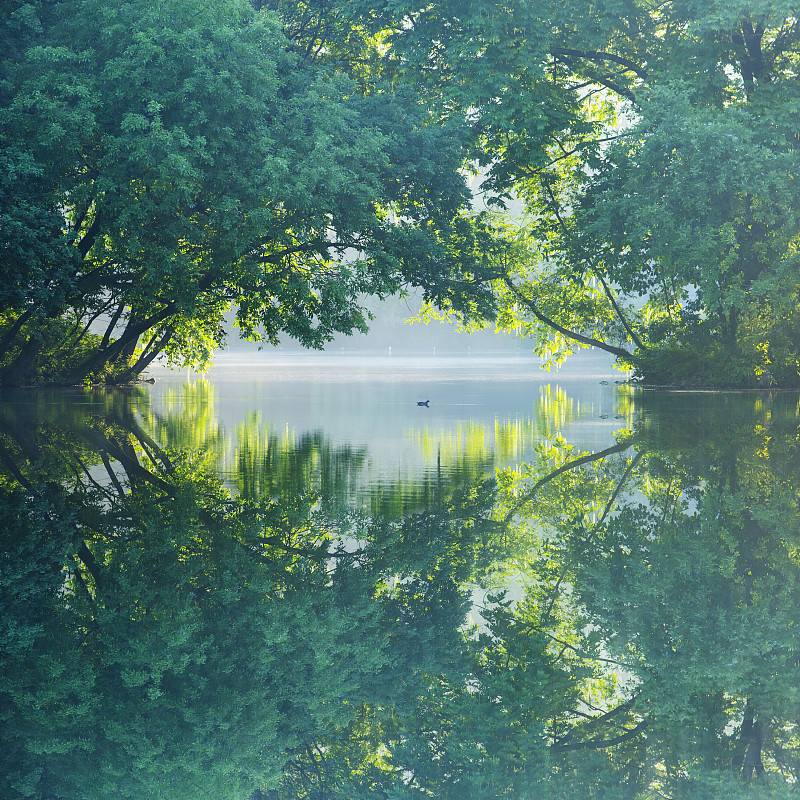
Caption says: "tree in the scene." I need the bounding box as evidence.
[0,0,493,386]
[392,0,800,386]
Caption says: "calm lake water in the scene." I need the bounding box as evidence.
[2,354,799,799]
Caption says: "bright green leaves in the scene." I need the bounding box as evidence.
[383,0,800,387]
[1,0,486,386]
[566,84,800,384]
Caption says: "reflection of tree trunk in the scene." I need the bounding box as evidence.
[743,718,766,781]
[0,440,32,488]
[733,700,766,781]
[726,445,739,494]
[732,699,754,770]
[0,417,44,469]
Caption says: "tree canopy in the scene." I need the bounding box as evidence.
[0,0,494,386]
[3,0,798,386]
[398,0,800,387]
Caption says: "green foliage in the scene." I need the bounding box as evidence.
[490,391,800,797]
[390,0,800,387]
[0,0,492,386]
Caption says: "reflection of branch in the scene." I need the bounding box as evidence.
[77,540,103,588]
[72,449,118,502]
[567,697,636,724]
[123,414,175,474]
[540,449,644,626]
[550,693,647,754]
[517,133,634,178]
[596,450,644,529]
[260,532,348,561]
[100,451,127,498]
[503,440,633,525]
[80,426,175,496]
[523,623,633,670]
[0,440,32,488]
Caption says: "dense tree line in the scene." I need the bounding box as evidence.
[397,0,800,387]
[2,0,798,385]
[0,0,493,386]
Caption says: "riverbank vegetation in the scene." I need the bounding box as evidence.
[405,0,800,387]
[1,0,494,386]
[2,0,799,387]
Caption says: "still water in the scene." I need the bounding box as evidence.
[1,354,799,800]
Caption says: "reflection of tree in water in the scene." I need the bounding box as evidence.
[235,416,368,502]
[1,390,799,798]
[0,391,493,800]
[484,392,800,798]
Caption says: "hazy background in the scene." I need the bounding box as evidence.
[223,290,526,356]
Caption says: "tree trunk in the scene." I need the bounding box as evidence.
[109,326,174,384]
[63,306,175,384]
[0,334,44,387]
[0,310,32,359]
[503,274,638,362]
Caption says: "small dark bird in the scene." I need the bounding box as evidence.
[417,400,430,407]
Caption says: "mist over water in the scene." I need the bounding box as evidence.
[147,350,626,492]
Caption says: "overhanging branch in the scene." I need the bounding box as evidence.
[503,273,636,361]
[551,47,648,79]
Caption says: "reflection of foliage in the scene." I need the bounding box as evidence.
[2,389,800,799]
[147,379,226,455]
[371,392,799,799]
[483,392,800,797]
[0,397,494,800]
[582,394,800,794]
[235,413,367,502]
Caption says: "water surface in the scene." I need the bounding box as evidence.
[1,355,798,799]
